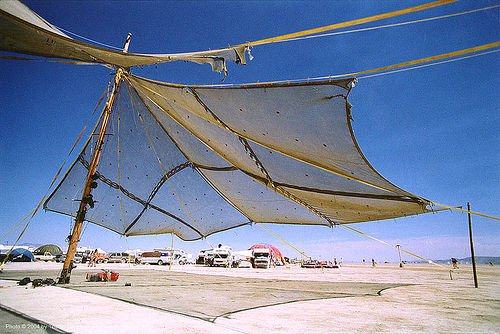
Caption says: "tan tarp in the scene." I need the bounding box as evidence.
[0,0,248,73]
[3,0,433,239]
[44,75,431,240]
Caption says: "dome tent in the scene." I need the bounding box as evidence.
[34,244,63,255]
[9,248,35,262]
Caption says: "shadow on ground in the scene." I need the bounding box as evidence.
[1,268,407,322]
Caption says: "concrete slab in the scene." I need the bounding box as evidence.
[0,262,499,333]
[0,279,245,334]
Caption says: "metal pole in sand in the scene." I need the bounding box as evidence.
[396,244,403,268]
[58,33,132,284]
[468,202,478,288]
[169,233,174,271]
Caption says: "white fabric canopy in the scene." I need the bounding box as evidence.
[0,0,248,73]
[44,75,432,240]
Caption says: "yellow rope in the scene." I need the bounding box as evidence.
[256,223,313,263]
[357,49,500,79]
[259,199,458,273]
[1,201,42,270]
[334,41,500,78]
[127,46,500,223]
[199,42,500,87]
[0,82,110,269]
[339,224,445,268]
[340,224,392,247]
[242,0,459,47]
[1,208,36,240]
[430,202,500,221]
[272,4,500,44]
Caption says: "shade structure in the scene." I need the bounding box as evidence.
[34,244,63,255]
[3,0,435,241]
[0,0,248,74]
[10,248,35,262]
[43,73,432,241]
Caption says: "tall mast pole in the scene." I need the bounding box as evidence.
[58,33,132,284]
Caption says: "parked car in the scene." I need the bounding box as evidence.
[237,260,252,268]
[106,252,131,263]
[139,251,170,265]
[54,254,82,263]
[152,248,188,265]
[34,252,56,262]
[300,260,338,268]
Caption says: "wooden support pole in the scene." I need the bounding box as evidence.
[58,33,132,284]
[468,202,478,288]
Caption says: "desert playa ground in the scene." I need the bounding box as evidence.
[0,262,498,333]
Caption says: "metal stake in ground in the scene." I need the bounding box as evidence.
[396,244,403,268]
[468,202,478,288]
[58,33,132,284]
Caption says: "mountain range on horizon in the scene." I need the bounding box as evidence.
[433,256,500,265]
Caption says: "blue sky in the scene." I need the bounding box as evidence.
[1,0,498,262]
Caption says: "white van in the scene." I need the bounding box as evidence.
[153,249,189,265]
[139,251,170,265]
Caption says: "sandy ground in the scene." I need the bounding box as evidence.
[0,262,499,333]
